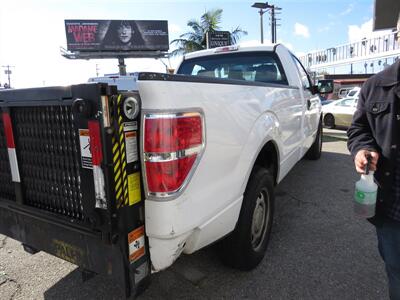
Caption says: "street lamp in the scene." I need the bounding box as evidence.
[252,2,269,44]
[252,2,281,44]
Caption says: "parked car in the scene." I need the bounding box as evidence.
[346,86,361,98]
[322,97,358,128]
[321,99,335,106]
[338,87,354,98]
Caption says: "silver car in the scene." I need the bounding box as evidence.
[322,97,358,128]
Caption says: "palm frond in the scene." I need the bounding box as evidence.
[169,8,246,56]
[201,8,223,32]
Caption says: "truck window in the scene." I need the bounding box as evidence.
[291,55,312,89]
[177,51,288,85]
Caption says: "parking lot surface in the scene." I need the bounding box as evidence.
[0,129,388,300]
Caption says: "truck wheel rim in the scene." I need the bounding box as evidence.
[251,188,269,251]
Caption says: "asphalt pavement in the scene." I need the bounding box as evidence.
[0,128,388,300]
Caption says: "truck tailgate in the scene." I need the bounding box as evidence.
[0,83,149,298]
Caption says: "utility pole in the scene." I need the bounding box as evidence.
[2,65,15,88]
[269,5,282,43]
[271,6,275,43]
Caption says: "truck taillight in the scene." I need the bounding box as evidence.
[144,116,202,153]
[143,112,204,197]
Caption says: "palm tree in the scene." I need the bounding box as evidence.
[170,9,247,56]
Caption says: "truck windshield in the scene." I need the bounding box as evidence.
[177,51,288,85]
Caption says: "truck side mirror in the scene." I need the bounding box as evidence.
[308,85,319,95]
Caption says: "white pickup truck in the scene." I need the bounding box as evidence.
[0,44,329,298]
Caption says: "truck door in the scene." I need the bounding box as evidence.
[291,55,320,154]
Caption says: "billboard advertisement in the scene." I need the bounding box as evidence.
[65,20,169,52]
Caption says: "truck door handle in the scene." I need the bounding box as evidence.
[307,99,311,110]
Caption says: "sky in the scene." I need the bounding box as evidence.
[0,0,386,88]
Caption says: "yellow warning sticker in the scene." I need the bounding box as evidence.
[128,172,141,206]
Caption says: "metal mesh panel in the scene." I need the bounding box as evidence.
[0,114,15,201]
[13,106,84,220]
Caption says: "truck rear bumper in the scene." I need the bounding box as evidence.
[146,195,243,271]
[148,232,193,272]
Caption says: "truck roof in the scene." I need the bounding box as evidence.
[183,43,282,60]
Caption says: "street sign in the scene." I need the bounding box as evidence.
[374,0,400,30]
[4,70,11,75]
[206,31,231,49]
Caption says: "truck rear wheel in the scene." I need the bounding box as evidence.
[305,120,322,160]
[217,166,274,271]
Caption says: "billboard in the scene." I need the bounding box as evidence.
[206,31,231,49]
[65,20,169,52]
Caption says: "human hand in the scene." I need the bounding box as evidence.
[354,150,379,174]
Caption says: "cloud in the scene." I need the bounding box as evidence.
[169,24,182,34]
[294,23,310,38]
[348,18,392,42]
[317,21,335,33]
[340,3,355,16]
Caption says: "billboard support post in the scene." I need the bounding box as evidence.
[118,58,127,76]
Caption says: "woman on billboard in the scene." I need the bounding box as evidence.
[102,20,146,50]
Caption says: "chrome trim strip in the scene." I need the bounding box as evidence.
[144,111,200,120]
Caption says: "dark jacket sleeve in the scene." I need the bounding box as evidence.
[347,87,378,157]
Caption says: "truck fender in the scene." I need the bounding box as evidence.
[239,111,282,198]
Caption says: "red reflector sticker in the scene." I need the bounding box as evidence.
[2,112,20,182]
[2,112,15,148]
[145,155,197,193]
[88,121,103,166]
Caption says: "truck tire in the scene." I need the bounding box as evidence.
[305,121,322,160]
[217,166,274,271]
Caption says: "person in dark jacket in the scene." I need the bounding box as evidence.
[347,22,400,299]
